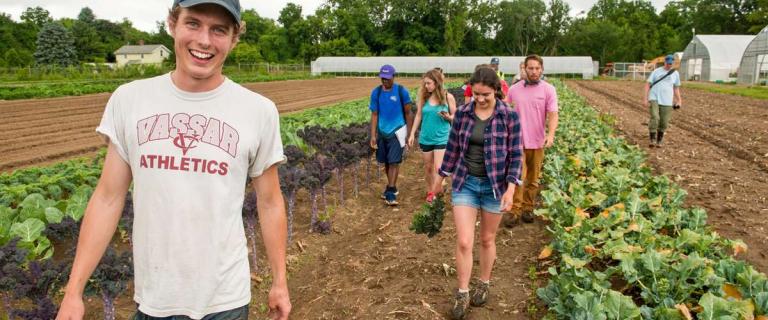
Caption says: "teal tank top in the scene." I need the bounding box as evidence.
[419,99,451,146]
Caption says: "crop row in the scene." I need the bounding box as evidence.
[536,82,767,319]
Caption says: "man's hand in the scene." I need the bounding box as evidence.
[642,100,649,108]
[268,284,292,320]
[56,293,84,320]
[370,137,377,150]
[544,135,555,148]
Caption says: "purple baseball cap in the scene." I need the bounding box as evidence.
[379,64,395,79]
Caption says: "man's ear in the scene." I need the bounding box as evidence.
[167,17,176,38]
[232,20,246,45]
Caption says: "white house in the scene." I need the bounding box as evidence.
[114,43,172,68]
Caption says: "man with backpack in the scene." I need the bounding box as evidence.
[369,64,413,205]
[643,54,683,148]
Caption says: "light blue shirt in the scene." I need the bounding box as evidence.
[647,67,680,106]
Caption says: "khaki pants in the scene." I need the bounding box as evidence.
[512,148,545,213]
[648,101,673,133]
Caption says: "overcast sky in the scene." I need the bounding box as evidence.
[2,0,671,33]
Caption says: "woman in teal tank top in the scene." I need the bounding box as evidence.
[407,68,457,202]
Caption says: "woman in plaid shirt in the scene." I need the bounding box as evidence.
[439,67,523,319]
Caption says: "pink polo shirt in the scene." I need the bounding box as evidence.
[506,80,558,149]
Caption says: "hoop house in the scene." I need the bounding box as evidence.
[311,56,596,79]
[738,26,768,85]
[680,35,754,82]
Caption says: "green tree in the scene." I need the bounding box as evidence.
[71,20,101,62]
[77,7,96,24]
[4,48,32,67]
[747,0,768,32]
[240,9,277,45]
[542,0,571,55]
[20,6,52,29]
[495,0,547,55]
[279,3,303,30]
[227,42,263,64]
[34,22,78,66]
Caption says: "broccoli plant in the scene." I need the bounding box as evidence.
[85,246,132,320]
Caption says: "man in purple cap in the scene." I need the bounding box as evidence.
[56,1,291,319]
[370,64,413,205]
[643,54,682,148]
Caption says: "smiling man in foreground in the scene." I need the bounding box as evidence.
[56,1,291,319]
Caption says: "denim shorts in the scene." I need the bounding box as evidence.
[451,175,502,214]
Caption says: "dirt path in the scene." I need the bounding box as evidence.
[0,78,421,172]
[246,151,550,320]
[567,80,768,273]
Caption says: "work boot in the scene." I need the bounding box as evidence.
[503,212,521,228]
[522,211,535,223]
[451,290,470,320]
[649,132,657,148]
[656,131,665,148]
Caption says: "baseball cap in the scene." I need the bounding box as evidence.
[172,0,242,25]
[490,57,500,65]
[379,64,395,79]
[664,54,674,64]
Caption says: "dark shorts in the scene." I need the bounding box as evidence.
[133,304,248,320]
[419,144,447,152]
[376,135,404,164]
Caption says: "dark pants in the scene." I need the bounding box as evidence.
[133,305,248,320]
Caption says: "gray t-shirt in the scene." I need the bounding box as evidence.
[465,114,489,177]
[96,73,285,319]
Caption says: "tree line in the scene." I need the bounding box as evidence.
[1,0,765,68]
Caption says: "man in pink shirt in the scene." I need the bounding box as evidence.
[504,54,559,226]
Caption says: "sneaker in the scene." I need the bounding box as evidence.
[522,211,535,223]
[451,290,470,320]
[385,191,398,206]
[470,281,490,307]
[380,186,399,199]
[426,192,436,203]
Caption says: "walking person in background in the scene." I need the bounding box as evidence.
[439,67,523,320]
[56,1,291,319]
[408,69,457,202]
[464,59,510,102]
[643,54,682,148]
[512,61,527,84]
[370,64,414,206]
[505,54,559,227]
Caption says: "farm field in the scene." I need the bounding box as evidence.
[0,77,421,172]
[3,79,768,319]
[567,79,768,273]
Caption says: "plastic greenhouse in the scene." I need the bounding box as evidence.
[738,26,768,85]
[680,35,755,82]
[310,56,596,79]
